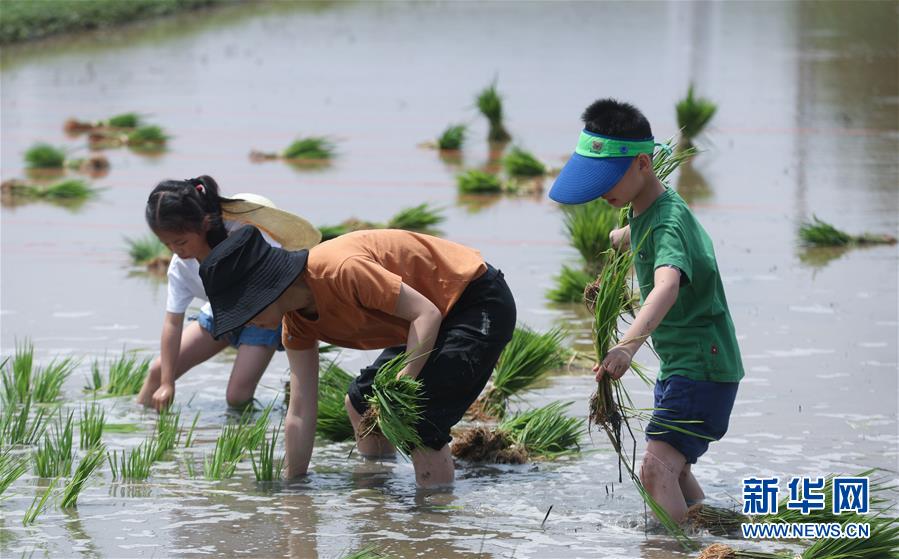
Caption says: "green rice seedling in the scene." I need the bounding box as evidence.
[79,402,105,450]
[800,513,899,559]
[476,81,511,142]
[125,234,171,266]
[503,147,546,177]
[203,426,245,480]
[502,401,584,459]
[316,362,355,442]
[183,411,200,448]
[60,445,105,508]
[1,396,50,446]
[437,124,466,150]
[696,544,784,558]
[340,547,393,559]
[798,216,852,247]
[0,449,28,497]
[250,418,284,482]
[31,357,77,404]
[1,340,34,405]
[653,138,698,183]
[282,137,336,160]
[360,352,425,457]
[318,224,350,241]
[102,351,152,396]
[107,438,157,481]
[39,180,98,201]
[24,143,66,168]
[23,477,57,526]
[126,125,167,147]
[562,198,619,273]
[153,408,182,460]
[33,410,75,478]
[104,113,141,128]
[386,203,445,233]
[457,169,503,194]
[676,84,717,149]
[546,265,595,304]
[684,504,748,535]
[475,326,565,418]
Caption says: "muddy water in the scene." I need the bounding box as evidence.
[1,1,897,557]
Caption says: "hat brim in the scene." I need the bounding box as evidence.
[548,153,634,204]
[220,198,322,251]
[206,248,308,339]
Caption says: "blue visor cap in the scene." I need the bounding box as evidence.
[549,131,656,205]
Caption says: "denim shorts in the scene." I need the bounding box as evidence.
[195,310,283,350]
[347,264,517,451]
[646,374,739,464]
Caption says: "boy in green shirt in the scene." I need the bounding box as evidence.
[549,99,743,522]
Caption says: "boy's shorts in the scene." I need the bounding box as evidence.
[347,264,517,451]
[196,310,283,350]
[646,374,739,464]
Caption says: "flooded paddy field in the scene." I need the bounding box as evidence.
[1,1,896,557]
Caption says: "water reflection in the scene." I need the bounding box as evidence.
[675,160,712,206]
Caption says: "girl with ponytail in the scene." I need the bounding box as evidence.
[137,175,321,411]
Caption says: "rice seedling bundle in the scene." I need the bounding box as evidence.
[546,265,595,304]
[33,410,75,478]
[24,143,66,168]
[1,395,50,446]
[453,402,584,463]
[319,224,350,241]
[476,81,511,142]
[386,203,445,233]
[503,147,546,177]
[79,402,106,450]
[23,477,57,526]
[316,362,355,442]
[474,326,565,419]
[105,113,141,128]
[153,408,182,460]
[676,85,717,148]
[108,438,158,481]
[653,138,698,183]
[800,514,899,558]
[282,137,335,160]
[360,353,425,457]
[457,169,503,194]
[250,418,284,482]
[798,217,896,247]
[203,428,245,480]
[563,198,619,273]
[126,125,167,147]
[685,504,747,536]
[0,449,28,497]
[0,339,76,404]
[437,124,466,150]
[96,351,151,396]
[60,445,105,508]
[340,547,393,559]
[125,235,171,266]
[696,544,784,559]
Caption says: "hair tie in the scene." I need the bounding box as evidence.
[196,184,205,194]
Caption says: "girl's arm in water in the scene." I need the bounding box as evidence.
[153,311,184,410]
[284,347,319,478]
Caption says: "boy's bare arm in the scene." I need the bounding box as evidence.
[284,347,319,478]
[596,265,680,380]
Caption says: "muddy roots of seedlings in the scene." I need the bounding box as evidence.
[588,379,622,449]
[451,427,527,464]
[358,407,381,438]
[64,119,95,134]
[685,504,747,536]
[697,544,738,559]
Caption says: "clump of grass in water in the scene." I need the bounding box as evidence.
[60,445,105,508]
[676,84,717,150]
[476,81,511,142]
[437,124,466,150]
[23,477,57,526]
[105,113,141,128]
[1,395,50,446]
[453,402,584,463]
[0,449,29,497]
[472,326,565,419]
[340,547,393,559]
[316,362,355,442]
[503,147,545,177]
[546,265,595,304]
[33,410,75,478]
[79,402,105,450]
[89,351,152,397]
[385,203,445,233]
[6,180,99,202]
[359,352,425,457]
[1,340,77,405]
[153,408,182,460]
[250,418,284,482]
[126,125,167,148]
[281,137,336,160]
[125,235,171,274]
[563,198,619,274]
[799,215,897,247]
[457,169,503,194]
[204,403,274,480]
[25,143,66,168]
[108,437,158,481]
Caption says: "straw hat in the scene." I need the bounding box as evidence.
[220,193,321,251]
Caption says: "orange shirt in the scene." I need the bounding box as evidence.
[282,229,487,351]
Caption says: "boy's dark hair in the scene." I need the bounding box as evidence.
[146,175,227,248]
[581,98,653,140]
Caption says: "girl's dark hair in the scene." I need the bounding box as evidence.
[581,98,653,140]
[145,175,228,248]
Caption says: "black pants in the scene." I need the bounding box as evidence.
[347,264,517,450]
